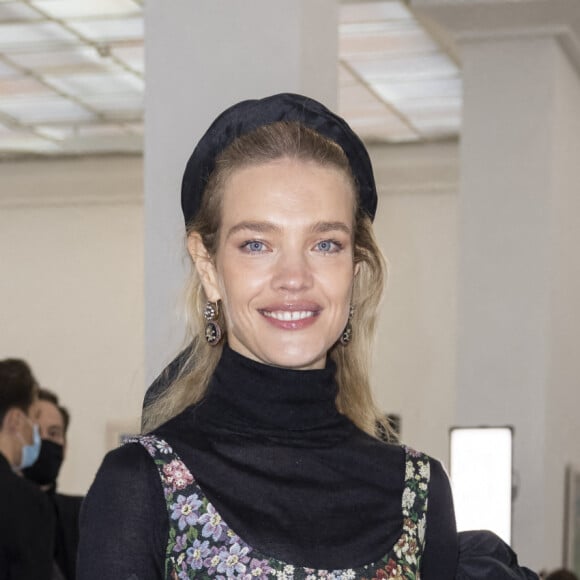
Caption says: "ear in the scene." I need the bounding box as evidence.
[187,233,222,302]
[1,407,21,434]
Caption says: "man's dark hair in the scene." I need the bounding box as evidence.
[546,570,579,580]
[0,358,38,426]
[38,387,70,434]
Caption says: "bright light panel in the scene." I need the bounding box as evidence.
[450,427,513,545]
[0,95,95,123]
[32,0,140,19]
[0,21,77,50]
[67,16,143,42]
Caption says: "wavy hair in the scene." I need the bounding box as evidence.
[142,122,391,440]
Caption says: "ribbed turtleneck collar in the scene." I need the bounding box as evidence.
[191,344,353,443]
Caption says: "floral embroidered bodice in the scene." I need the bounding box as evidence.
[130,435,430,580]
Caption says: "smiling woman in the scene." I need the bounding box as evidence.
[77,94,459,580]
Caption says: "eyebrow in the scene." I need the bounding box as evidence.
[226,221,281,238]
[226,220,352,239]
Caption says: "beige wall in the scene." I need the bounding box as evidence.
[0,156,144,495]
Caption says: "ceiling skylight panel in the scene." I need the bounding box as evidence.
[82,92,143,114]
[0,128,61,153]
[0,3,41,21]
[0,21,78,51]
[340,30,437,57]
[9,46,102,71]
[411,115,462,138]
[31,0,141,19]
[110,44,144,73]
[340,1,413,24]
[398,96,462,135]
[75,123,128,137]
[67,16,143,42]
[0,75,53,95]
[397,95,462,114]
[351,51,459,82]
[0,59,18,77]
[0,94,95,123]
[339,82,387,115]
[373,76,462,104]
[45,70,143,98]
[351,115,421,143]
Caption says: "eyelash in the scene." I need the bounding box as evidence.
[240,240,268,253]
[239,239,344,254]
[315,239,343,253]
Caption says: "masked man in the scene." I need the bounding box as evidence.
[0,359,55,580]
[23,388,83,580]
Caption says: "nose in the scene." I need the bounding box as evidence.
[271,250,313,293]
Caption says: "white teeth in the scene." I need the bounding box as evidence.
[264,310,314,321]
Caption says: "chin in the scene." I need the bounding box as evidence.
[261,344,328,371]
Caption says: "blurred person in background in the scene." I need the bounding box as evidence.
[0,358,55,580]
[23,387,83,580]
[545,570,579,580]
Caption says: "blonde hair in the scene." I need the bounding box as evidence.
[142,122,392,440]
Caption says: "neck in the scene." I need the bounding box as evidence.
[0,433,19,467]
[191,344,353,443]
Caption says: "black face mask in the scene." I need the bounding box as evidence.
[22,439,64,486]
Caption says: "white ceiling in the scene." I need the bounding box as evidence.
[0,0,461,159]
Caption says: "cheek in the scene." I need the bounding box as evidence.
[216,263,263,324]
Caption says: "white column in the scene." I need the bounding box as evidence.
[144,0,338,384]
[412,0,580,570]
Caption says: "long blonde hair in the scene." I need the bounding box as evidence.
[142,122,391,439]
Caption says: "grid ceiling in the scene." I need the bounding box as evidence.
[0,0,461,159]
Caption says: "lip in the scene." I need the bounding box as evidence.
[258,303,321,330]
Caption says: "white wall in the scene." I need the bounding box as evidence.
[370,142,459,466]
[544,44,580,568]
[0,156,144,495]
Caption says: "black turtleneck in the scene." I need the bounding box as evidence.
[78,345,458,579]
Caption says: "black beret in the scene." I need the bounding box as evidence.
[180,92,378,225]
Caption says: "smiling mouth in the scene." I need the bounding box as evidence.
[262,310,317,321]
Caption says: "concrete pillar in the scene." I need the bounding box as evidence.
[412,0,580,570]
[144,1,338,384]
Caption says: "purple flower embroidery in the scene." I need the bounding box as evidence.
[199,503,228,541]
[216,542,250,577]
[171,493,202,531]
[173,533,188,553]
[204,546,222,575]
[186,539,210,569]
[244,557,273,580]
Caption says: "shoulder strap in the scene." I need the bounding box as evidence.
[398,446,431,567]
[126,435,202,579]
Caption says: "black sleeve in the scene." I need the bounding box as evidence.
[77,443,168,580]
[12,485,55,580]
[421,458,458,579]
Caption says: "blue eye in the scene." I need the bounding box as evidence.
[315,240,341,253]
[242,240,266,253]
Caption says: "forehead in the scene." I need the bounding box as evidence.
[221,158,356,226]
[37,399,64,428]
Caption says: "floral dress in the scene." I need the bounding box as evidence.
[129,435,430,580]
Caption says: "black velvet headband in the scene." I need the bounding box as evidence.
[180,92,378,225]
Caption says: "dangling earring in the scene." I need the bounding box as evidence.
[203,301,223,346]
[340,305,354,346]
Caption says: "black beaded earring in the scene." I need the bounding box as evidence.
[203,301,223,346]
[340,305,354,346]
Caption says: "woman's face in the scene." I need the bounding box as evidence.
[195,157,357,370]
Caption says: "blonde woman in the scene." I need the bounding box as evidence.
[78,94,458,579]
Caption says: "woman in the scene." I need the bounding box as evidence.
[77,93,458,579]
